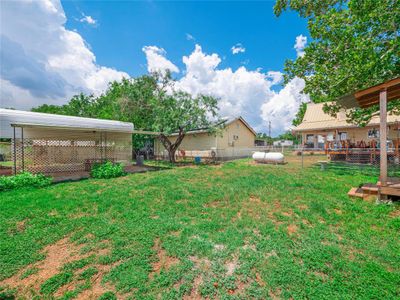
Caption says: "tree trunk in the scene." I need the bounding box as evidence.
[158,128,185,164]
[168,148,177,163]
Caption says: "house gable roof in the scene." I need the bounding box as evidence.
[293,103,400,132]
[166,116,257,137]
[224,116,257,136]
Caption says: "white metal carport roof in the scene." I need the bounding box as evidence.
[0,108,134,138]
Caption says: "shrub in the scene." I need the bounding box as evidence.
[0,172,52,192]
[90,161,125,179]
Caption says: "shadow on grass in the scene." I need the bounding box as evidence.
[309,161,399,178]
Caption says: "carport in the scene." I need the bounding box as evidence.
[0,109,134,177]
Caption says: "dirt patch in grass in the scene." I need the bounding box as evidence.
[8,219,29,235]
[333,208,343,215]
[302,219,312,227]
[389,209,400,218]
[237,195,267,220]
[255,272,265,287]
[0,236,117,299]
[149,238,179,279]
[225,256,238,276]
[16,219,27,232]
[169,230,181,237]
[189,256,212,272]
[265,250,278,258]
[281,211,293,217]
[297,204,309,211]
[287,224,298,236]
[74,262,121,300]
[228,279,251,296]
[183,274,203,300]
[311,271,329,281]
[0,237,85,297]
[269,288,282,300]
[204,199,225,208]
[183,256,212,299]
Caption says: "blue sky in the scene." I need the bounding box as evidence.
[0,0,310,134]
[62,1,307,83]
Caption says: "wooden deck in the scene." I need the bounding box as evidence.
[328,148,399,164]
[348,177,400,200]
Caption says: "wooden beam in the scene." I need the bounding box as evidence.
[357,89,400,108]
[380,89,388,186]
[355,77,400,99]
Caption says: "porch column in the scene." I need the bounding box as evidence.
[380,89,387,186]
[313,134,318,149]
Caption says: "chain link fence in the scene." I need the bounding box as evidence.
[275,147,400,177]
[153,145,400,177]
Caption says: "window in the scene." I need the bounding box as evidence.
[306,134,314,143]
[368,128,379,139]
[338,132,347,140]
[327,133,334,141]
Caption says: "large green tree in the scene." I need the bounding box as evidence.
[275,0,400,126]
[32,73,221,163]
[32,93,97,117]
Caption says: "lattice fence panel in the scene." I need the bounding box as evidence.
[12,137,132,175]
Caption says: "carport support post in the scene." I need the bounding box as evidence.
[13,126,17,175]
[380,88,387,186]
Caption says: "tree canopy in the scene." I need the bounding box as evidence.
[33,73,221,163]
[275,0,400,126]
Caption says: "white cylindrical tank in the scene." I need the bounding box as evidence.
[252,152,284,164]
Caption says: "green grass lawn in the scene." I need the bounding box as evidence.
[0,158,399,299]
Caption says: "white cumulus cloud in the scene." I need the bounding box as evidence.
[266,71,284,85]
[142,46,179,74]
[261,77,309,133]
[231,43,246,55]
[154,44,309,135]
[0,0,128,109]
[294,34,307,57]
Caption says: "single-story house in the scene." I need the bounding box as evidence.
[154,116,258,160]
[273,140,294,147]
[294,102,400,149]
[0,109,134,175]
[293,102,400,163]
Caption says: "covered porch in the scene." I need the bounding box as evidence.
[339,77,400,200]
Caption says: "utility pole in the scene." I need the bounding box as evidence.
[268,121,271,146]
[268,121,271,138]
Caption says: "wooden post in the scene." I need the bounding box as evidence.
[313,135,318,150]
[380,89,387,186]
